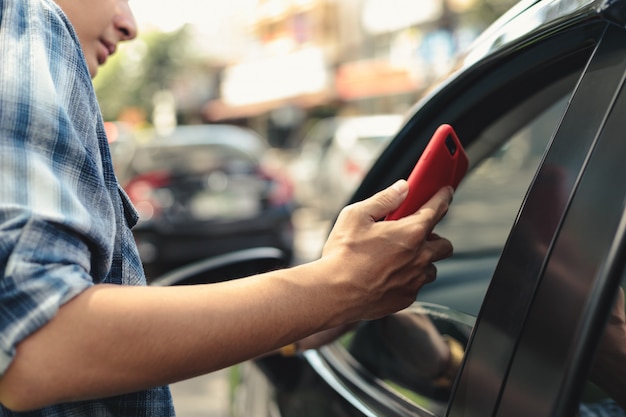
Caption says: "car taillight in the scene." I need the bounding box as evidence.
[257,165,294,207]
[344,158,363,178]
[124,171,171,221]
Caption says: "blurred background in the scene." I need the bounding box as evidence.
[97,1,517,414]
[99,0,516,138]
[100,0,517,277]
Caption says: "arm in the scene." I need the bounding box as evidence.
[0,182,454,411]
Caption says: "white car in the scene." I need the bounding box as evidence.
[290,114,404,218]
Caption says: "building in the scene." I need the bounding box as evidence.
[203,0,508,147]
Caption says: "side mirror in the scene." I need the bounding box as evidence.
[149,247,289,287]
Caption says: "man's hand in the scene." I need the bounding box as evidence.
[319,181,454,322]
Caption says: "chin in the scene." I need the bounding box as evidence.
[88,64,98,78]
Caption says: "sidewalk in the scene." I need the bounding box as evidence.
[170,369,231,417]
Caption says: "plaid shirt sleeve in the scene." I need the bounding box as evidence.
[0,0,111,375]
[0,0,174,415]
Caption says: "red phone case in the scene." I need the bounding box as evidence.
[385,124,468,220]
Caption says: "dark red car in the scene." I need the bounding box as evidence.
[116,124,294,280]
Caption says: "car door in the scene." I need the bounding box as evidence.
[301,2,626,417]
[458,22,626,417]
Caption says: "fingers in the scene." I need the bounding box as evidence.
[340,182,451,229]
[360,180,409,221]
[405,186,453,224]
[321,183,455,322]
[414,238,451,286]
[355,185,453,260]
[426,235,454,262]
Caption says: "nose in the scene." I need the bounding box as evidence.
[114,0,138,41]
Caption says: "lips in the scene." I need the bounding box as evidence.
[97,40,116,65]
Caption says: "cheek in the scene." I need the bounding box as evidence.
[71,6,111,44]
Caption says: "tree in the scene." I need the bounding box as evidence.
[94,25,207,124]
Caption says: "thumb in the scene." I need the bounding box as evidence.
[366,180,409,221]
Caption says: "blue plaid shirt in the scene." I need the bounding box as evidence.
[0,0,174,415]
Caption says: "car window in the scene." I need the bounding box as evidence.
[434,95,567,255]
[336,87,577,415]
[415,92,573,317]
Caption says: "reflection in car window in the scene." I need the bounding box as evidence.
[341,304,473,415]
[579,276,626,417]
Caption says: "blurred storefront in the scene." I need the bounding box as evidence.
[202,0,491,148]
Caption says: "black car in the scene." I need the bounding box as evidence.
[116,124,295,280]
[153,0,626,415]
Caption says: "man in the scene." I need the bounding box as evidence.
[0,0,454,415]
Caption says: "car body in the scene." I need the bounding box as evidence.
[213,0,626,415]
[289,114,404,218]
[115,124,295,280]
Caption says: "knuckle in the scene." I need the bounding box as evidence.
[401,222,429,246]
[338,203,358,219]
[378,194,396,210]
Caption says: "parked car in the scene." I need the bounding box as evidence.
[289,114,404,218]
[116,124,295,280]
[153,0,626,415]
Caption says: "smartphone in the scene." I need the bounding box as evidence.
[385,124,468,220]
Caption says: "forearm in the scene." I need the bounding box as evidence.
[0,261,338,411]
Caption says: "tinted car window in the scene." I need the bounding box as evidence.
[434,95,567,255]
[337,73,581,416]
